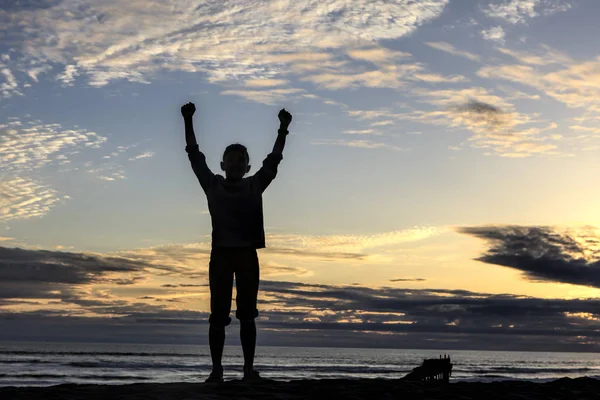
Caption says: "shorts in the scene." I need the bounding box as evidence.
[208,246,260,327]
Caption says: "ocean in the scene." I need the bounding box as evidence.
[0,341,599,387]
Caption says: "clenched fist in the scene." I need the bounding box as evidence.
[278,108,292,128]
[181,102,196,119]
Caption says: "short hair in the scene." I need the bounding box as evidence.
[223,143,250,162]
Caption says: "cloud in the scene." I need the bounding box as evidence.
[262,228,444,262]
[459,225,600,289]
[425,42,481,62]
[128,151,155,161]
[342,129,380,135]
[244,78,289,88]
[0,64,22,99]
[298,57,465,91]
[310,139,404,151]
[55,65,80,86]
[0,120,106,174]
[370,120,395,127]
[2,242,600,350]
[412,73,468,84]
[497,85,541,100]
[0,237,13,242]
[482,0,572,25]
[0,177,67,221]
[6,279,600,351]
[481,26,506,44]
[381,89,561,157]
[496,46,571,66]
[0,118,113,220]
[389,278,427,282]
[452,99,510,129]
[0,227,443,304]
[116,228,443,269]
[3,0,449,90]
[477,55,600,113]
[346,47,411,64]
[91,166,127,181]
[221,88,305,105]
[0,245,174,301]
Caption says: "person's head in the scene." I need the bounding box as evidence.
[221,143,250,180]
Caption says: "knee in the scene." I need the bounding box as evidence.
[209,314,232,328]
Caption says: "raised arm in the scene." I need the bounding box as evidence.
[181,102,215,193]
[255,108,292,192]
[182,102,198,148]
[272,108,292,155]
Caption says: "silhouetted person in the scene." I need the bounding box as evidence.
[181,101,292,383]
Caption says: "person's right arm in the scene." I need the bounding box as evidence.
[181,102,215,193]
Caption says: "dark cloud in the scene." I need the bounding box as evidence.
[0,246,180,299]
[458,225,600,288]
[161,283,207,288]
[452,99,507,129]
[2,245,600,351]
[389,278,427,282]
[0,247,147,284]
[456,100,503,115]
[2,280,600,351]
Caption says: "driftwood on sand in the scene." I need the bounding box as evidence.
[401,354,453,384]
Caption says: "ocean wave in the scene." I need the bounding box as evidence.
[66,361,211,369]
[466,367,596,375]
[64,360,409,374]
[0,359,51,364]
[0,373,151,380]
[0,350,202,357]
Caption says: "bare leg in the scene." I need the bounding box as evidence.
[240,319,256,374]
[209,324,225,376]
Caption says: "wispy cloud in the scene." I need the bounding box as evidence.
[0,177,67,222]
[0,61,22,99]
[482,0,572,25]
[128,151,155,161]
[496,46,571,65]
[478,50,600,113]
[244,78,289,88]
[481,26,506,44]
[3,0,449,91]
[0,120,106,174]
[0,117,108,220]
[0,118,132,219]
[425,42,481,62]
[342,129,380,135]
[347,88,561,157]
[221,88,305,105]
[311,139,405,151]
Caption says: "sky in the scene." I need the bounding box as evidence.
[2,0,600,351]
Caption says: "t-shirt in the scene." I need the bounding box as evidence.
[186,144,282,249]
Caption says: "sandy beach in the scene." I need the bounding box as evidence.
[1,377,599,400]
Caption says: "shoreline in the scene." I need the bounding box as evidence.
[1,376,599,400]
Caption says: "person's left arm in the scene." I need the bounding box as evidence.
[255,108,292,192]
